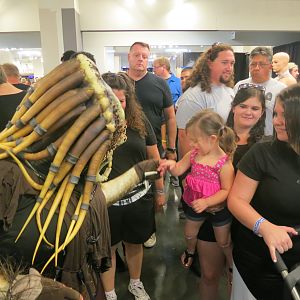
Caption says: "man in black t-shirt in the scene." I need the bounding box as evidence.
[127,42,177,158]
[127,42,177,248]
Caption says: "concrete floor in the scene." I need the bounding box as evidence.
[114,181,229,300]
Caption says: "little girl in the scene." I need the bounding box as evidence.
[159,109,236,269]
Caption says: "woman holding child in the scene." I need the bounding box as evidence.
[177,83,265,300]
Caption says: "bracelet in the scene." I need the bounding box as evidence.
[253,217,266,237]
[161,139,167,143]
[166,147,176,153]
[155,189,165,194]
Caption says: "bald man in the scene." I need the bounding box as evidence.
[272,52,297,86]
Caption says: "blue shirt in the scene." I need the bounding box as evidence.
[167,73,182,105]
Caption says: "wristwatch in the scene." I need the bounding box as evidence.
[166,147,176,153]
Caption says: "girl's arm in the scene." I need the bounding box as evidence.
[191,160,234,212]
[147,144,165,210]
[158,151,191,177]
[227,170,297,262]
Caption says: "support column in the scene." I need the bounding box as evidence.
[39,0,82,74]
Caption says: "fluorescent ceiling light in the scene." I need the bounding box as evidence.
[18,50,42,57]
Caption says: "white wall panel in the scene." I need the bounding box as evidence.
[0,0,39,32]
[78,0,300,31]
[1,0,300,33]
[1,0,300,74]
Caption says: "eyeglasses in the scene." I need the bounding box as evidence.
[249,62,270,68]
[238,83,266,93]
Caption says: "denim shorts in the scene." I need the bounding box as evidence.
[185,205,232,226]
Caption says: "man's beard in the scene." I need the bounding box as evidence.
[220,74,231,84]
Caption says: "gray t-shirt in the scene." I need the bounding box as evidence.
[176,83,234,129]
[234,78,286,136]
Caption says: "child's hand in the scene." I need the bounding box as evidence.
[206,203,225,213]
[157,159,175,176]
[157,159,168,176]
[191,198,208,213]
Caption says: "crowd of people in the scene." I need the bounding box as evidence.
[0,41,300,300]
[174,45,299,300]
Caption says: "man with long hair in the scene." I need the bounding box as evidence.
[176,43,235,160]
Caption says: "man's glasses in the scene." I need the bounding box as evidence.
[238,83,266,93]
[249,62,270,68]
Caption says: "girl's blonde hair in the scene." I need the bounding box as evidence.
[186,109,237,158]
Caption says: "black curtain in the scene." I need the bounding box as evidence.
[273,41,300,69]
[234,52,249,84]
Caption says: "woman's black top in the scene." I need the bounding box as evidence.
[234,140,300,299]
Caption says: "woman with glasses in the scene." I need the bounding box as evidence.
[228,84,300,300]
[196,83,266,300]
[100,72,164,300]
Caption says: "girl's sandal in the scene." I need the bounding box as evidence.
[181,250,195,268]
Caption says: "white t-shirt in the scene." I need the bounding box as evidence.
[234,78,286,136]
[176,83,234,129]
